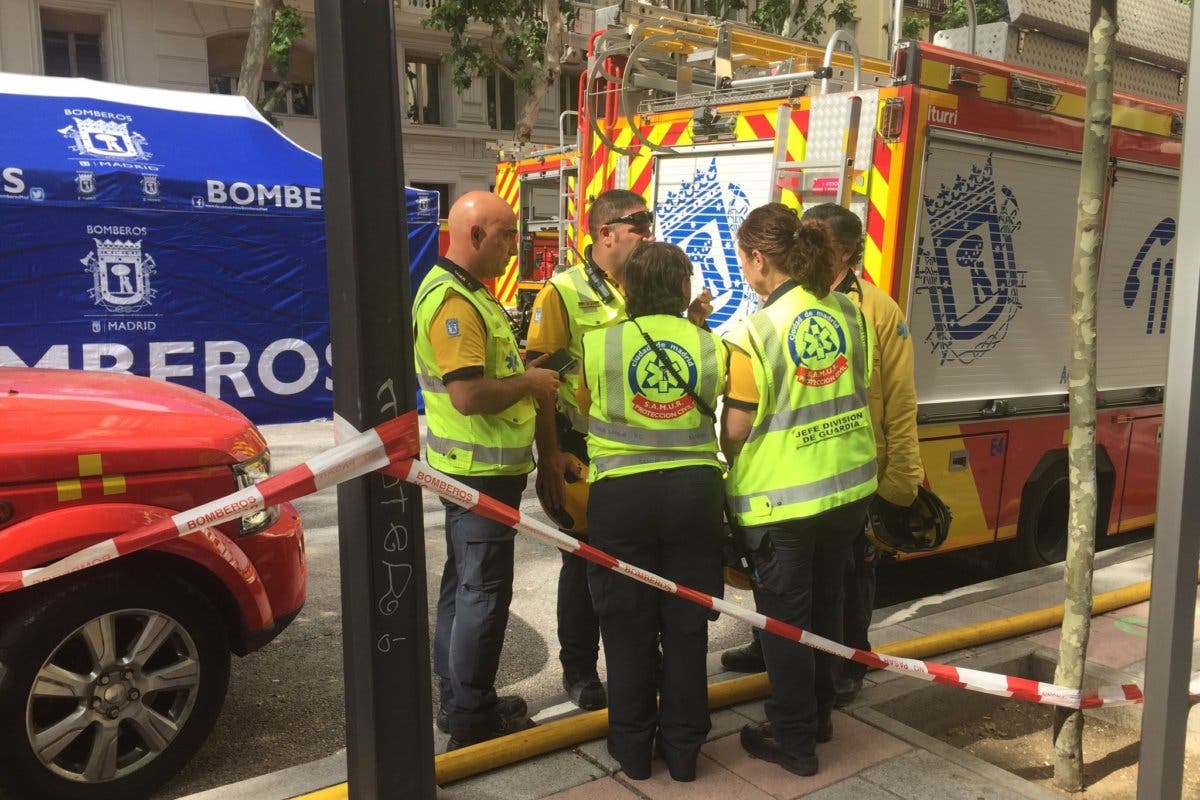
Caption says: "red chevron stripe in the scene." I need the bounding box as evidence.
[745,113,775,141]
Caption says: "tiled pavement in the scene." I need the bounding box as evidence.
[186,539,1199,800]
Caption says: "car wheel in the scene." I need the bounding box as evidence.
[0,564,230,800]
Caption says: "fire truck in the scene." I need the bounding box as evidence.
[497,1,1184,568]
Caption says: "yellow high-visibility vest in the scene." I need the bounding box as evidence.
[725,284,877,525]
[413,264,535,476]
[583,314,725,481]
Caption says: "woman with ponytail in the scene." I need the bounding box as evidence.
[720,203,878,777]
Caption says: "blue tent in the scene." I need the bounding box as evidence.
[0,73,439,423]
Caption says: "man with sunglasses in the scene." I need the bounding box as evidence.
[527,190,713,710]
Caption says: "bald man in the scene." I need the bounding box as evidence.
[414,191,561,749]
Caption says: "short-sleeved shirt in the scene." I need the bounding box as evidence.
[723,280,801,410]
[428,292,487,383]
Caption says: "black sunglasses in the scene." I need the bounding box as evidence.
[605,210,654,231]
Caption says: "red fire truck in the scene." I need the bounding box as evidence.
[499,2,1183,568]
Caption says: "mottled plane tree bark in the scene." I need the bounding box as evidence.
[1052,0,1116,790]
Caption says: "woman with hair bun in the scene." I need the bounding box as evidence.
[720,202,878,777]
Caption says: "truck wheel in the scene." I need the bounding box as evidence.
[0,565,230,800]
[1017,466,1070,568]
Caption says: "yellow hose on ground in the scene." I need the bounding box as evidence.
[300,576,1174,795]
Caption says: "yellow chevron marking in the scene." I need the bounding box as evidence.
[102,475,126,496]
[57,479,82,502]
[78,453,102,477]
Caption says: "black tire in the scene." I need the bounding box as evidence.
[1017,467,1071,569]
[0,564,230,800]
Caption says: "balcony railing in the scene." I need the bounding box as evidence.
[905,0,950,14]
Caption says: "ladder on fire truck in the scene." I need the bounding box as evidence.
[496,108,582,274]
[585,1,891,212]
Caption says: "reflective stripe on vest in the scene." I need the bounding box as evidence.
[592,449,721,475]
[417,373,447,394]
[728,459,877,514]
[424,432,533,468]
[550,263,626,433]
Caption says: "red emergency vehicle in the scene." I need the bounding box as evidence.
[501,2,1182,567]
[0,367,306,800]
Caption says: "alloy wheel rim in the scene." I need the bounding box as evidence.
[25,608,201,783]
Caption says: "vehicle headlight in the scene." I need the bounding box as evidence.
[233,450,279,535]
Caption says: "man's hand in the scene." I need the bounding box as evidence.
[687,286,714,327]
[523,352,562,405]
[536,447,580,510]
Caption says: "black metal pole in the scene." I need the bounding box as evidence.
[314,1,436,797]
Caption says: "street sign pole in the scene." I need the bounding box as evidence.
[1137,5,1200,798]
[314,1,436,797]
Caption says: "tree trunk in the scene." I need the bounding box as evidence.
[238,0,280,103]
[780,0,804,38]
[515,0,565,143]
[1051,0,1116,791]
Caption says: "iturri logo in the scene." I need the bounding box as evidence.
[81,238,157,313]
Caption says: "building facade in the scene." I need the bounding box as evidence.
[0,0,935,206]
[0,0,582,204]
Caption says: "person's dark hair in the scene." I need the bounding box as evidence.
[588,189,647,241]
[736,202,837,298]
[624,242,692,318]
[801,203,865,265]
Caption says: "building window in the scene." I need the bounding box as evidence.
[206,32,317,118]
[487,73,517,131]
[209,75,314,117]
[405,57,441,125]
[262,80,316,116]
[559,70,581,137]
[41,9,104,79]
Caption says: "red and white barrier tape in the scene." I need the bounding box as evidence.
[4,412,1196,712]
[0,412,420,594]
[394,458,1200,712]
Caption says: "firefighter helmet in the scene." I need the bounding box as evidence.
[867,486,952,555]
[536,450,590,534]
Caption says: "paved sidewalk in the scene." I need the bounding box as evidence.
[184,539,1199,800]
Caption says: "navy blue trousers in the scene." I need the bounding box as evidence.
[432,473,527,740]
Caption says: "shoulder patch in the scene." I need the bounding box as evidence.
[897,320,909,340]
[445,318,460,337]
[533,307,543,324]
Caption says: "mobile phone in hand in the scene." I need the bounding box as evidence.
[541,348,579,377]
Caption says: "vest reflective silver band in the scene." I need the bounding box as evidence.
[728,459,878,515]
[697,331,718,411]
[425,431,534,467]
[563,403,589,433]
[602,325,628,425]
[417,373,447,393]
[592,449,721,475]
[586,417,716,447]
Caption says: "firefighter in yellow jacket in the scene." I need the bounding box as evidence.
[803,202,924,704]
[721,204,877,777]
[413,191,560,749]
[577,241,727,783]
